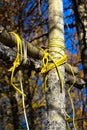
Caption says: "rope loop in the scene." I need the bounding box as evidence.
[8,32,26,97]
[40,38,67,89]
[40,38,77,129]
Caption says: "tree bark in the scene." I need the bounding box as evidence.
[0,40,85,88]
[0,31,85,89]
[46,0,66,129]
[0,30,43,59]
[0,41,42,74]
[73,1,87,83]
[0,28,82,75]
[78,2,87,83]
[65,73,85,89]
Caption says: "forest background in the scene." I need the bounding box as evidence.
[0,0,87,130]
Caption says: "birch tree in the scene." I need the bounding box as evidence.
[45,0,66,129]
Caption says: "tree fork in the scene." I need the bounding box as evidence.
[0,40,85,88]
[0,30,85,88]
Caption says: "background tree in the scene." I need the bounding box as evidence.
[64,0,87,129]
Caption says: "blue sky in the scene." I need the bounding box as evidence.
[63,0,80,54]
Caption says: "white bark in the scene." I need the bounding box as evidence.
[46,0,66,130]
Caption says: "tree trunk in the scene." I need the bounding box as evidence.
[46,0,66,130]
[78,2,87,83]
[73,1,87,83]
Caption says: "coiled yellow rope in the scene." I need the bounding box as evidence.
[7,32,77,129]
[40,38,77,129]
[8,32,26,97]
[40,39,67,89]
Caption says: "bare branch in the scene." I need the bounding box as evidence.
[65,73,85,89]
[0,29,43,59]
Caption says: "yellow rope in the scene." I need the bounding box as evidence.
[40,38,77,129]
[8,32,26,97]
[40,39,67,89]
[66,63,77,130]
[7,33,77,129]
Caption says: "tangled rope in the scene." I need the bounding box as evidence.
[40,38,77,130]
[8,32,26,96]
[8,33,77,129]
[40,38,67,91]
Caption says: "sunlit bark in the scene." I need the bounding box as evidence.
[45,0,66,129]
